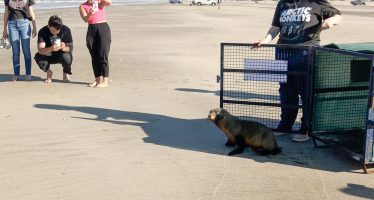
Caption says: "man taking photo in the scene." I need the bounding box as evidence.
[34,15,73,83]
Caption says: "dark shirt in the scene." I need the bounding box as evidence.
[272,0,341,45]
[4,0,35,21]
[37,25,73,55]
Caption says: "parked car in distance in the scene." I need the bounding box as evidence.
[350,0,366,5]
[169,0,183,4]
[191,0,218,6]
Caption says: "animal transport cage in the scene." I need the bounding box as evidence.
[220,43,374,173]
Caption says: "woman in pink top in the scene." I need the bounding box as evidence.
[79,0,112,88]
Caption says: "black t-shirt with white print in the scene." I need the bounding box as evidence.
[37,25,73,55]
[4,0,35,21]
[272,0,341,45]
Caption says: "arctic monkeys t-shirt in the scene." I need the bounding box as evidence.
[4,0,35,20]
[272,0,341,45]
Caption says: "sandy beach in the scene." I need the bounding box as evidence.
[0,2,373,199]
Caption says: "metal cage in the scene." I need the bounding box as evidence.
[220,43,374,173]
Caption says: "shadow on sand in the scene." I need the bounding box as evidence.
[34,103,364,173]
[0,74,87,85]
[340,183,374,200]
[175,88,279,101]
[0,74,43,82]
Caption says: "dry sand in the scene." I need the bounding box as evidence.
[0,2,373,200]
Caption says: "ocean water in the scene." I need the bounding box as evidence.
[0,0,166,13]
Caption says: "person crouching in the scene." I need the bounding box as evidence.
[34,15,73,83]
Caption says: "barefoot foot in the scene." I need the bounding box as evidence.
[94,82,108,88]
[45,69,53,83]
[88,77,102,87]
[94,77,109,88]
[63,73,70,83]
[88,81,97,87]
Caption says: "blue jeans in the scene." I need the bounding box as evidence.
[276,48,309,133]
[8,19,32,76]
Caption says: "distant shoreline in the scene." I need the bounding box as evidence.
[0,1,164,14]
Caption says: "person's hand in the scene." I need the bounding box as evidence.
[251,39,267,49]
[251,41,261,50]
[2,29,8,39]
[32,28,37,38]
[52,44,62,51]
[60,42,66,49]
[89,7,96,15]
[321,18,336,30]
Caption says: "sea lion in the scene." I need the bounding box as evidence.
[208,108,281,156]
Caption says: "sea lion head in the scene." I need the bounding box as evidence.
[208,108,226,124]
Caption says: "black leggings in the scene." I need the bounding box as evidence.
[86,22,111,78]
[34,52,73,75]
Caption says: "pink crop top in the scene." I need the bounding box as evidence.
[82,1,107,24]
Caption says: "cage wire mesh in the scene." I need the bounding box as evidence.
[311,48,372,156]
[220,43,374,167]
[221,44,312,131]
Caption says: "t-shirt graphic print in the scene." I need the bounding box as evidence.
[279,7,311,43]
[8,0,27,10]
[272,0,341,45]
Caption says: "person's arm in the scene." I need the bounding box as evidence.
[100,0,111,6]
[59,28,73,53]
[38,42,61,55]
[3,6,9,38]
[38,42,52,55]
[320,0,342,31]
[79,4,93,23]
[254,26,280,47]
[28,5,37,38]
[253,0,282,48]
[321,14,342,30]
[60,42,73,53]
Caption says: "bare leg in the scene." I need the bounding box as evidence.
[88,76,101,87]
[45,69,53,83]
[95,77,109,88]
[63,73,70,83]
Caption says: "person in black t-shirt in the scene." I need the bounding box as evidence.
[254,0,341,142]
[34,15,73,83]
[2,0,37,81]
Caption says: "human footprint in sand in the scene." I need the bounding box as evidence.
[79,0,112,88]
[34,15,73,83]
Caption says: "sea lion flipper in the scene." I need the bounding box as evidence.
[228,147,244,156]
[225,139,236,147]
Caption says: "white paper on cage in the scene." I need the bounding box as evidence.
[244,59,288,82]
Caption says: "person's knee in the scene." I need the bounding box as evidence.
[61,53,72,65]
[34,53,49,72]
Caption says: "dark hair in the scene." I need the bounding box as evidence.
[48,15,63,30]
